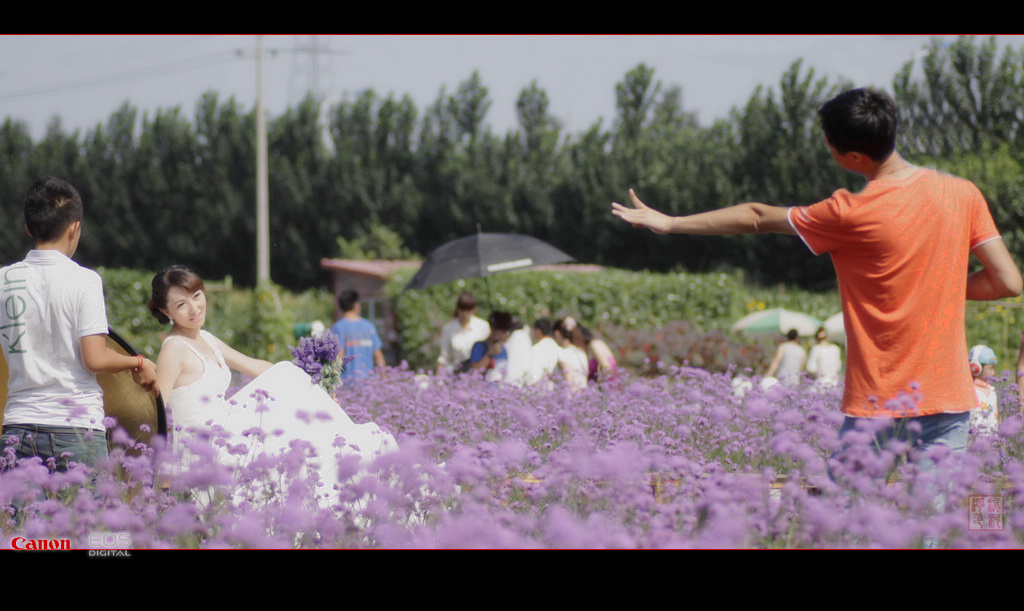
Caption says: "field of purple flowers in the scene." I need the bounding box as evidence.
[3,366,1023,548]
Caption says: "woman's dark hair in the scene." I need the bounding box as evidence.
[453,292,477,317]
[554,317,585,348]
[579,325,594,345]
[533,317,554,338]
[149,265,205,325]
[786,328,799,341]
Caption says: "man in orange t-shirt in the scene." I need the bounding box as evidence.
[612,88,1022,461]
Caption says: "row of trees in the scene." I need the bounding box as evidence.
[2,36,1024,291]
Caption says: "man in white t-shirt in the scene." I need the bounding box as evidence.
[1,177,156,472]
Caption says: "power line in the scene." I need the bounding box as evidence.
[0,51,241,104]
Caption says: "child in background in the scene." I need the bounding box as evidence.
[969,345,999,436]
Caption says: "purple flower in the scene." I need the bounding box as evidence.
[290,333,347,391]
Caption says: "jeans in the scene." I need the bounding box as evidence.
[828,411,969,480]
[1,424,108,472]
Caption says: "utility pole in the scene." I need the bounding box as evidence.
[255,35,270,284]
[250,36,347,285]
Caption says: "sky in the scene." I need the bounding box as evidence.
[3,35,1024,141]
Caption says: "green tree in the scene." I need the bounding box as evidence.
[0,119,35,262]
[134,105,201,273]
[191,92,257,284]
[725,60,855,288]
[336,222,418,260]
[29,118,81,188]
[76,102,144,270]
[268,93,332,290]
[894,36,1024,159]
[414,72,505,251]
[503,80,566,239]
[328,89,422,245]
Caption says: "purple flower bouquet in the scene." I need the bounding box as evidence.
[290,332,351,392]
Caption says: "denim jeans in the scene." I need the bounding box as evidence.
[829,411,969,480]
[1,424,108,472]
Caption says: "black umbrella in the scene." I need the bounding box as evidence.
[404,232,576,291]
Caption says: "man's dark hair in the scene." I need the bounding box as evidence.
[818,88,898,162]
[488,311,513,332]
[338,289,359,313]
[24,176,83,243]
[786,328,799,341]
[533,317,554,337]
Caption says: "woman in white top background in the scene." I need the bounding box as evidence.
[554,317,589,391]
[806,326,842,387]
[766,328,806,387]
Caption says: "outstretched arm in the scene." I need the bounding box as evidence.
[967,238,1023,301]
[611,189,796,236]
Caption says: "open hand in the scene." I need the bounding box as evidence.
[611,189,673,234]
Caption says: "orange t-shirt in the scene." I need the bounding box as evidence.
[788,168,1000,418]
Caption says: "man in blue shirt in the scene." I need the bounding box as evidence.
[331,290,384,381]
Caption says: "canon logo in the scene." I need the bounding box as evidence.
[10,537,71,550]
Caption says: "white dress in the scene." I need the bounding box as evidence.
[164,331,398,507]
[559,345,589,391]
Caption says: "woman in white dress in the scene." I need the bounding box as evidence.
[806,326,842,387]
[554,317,589,391]
[149,266,396,507]
[766,328,807,387]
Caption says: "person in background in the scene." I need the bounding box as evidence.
[438,292,490,374]
[806,326,842,387]
[969,344,999,436]
[468,311,513,382]
[766,328,806,387]
[503,316,533,387]
[331,289,384,381]
[580,325,618,383]
[525,318,560,387]
[554,317,588,391]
